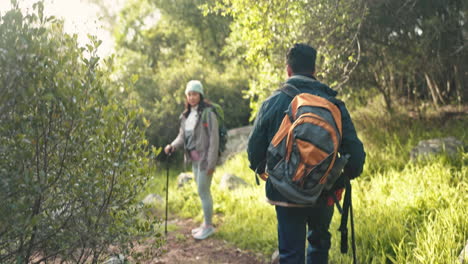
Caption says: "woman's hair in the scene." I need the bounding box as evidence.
[183,94,212,118]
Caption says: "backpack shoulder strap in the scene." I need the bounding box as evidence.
[280,83,301,98]
[201,106,213,124]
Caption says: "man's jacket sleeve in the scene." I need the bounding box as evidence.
[337,101,366,179]
[247,103,269,174]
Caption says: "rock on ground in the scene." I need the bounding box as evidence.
[410,136,464,160]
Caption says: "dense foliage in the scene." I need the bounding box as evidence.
[209,0,466,113]
[110,0,251,148]
[0,3,159,263]
[208,0,366,114]
[101,0,466,141]
[357,0,467,112]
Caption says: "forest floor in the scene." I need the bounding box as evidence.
[134,216,270,264]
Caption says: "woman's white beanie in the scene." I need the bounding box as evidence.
[185,80,204,96]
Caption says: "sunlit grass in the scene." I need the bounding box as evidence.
[329,154,467,263]
[144,104,467,263]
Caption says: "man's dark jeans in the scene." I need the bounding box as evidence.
[275,204,334,264]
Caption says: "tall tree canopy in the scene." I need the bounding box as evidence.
[210,0,366,113]
[358,0,467,111]
[210,0,466,113]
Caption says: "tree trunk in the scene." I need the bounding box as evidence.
[373,70,393,113]
[424,73,440,107]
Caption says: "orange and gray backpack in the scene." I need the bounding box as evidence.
[264,83,350,206]
[262,83,357,261]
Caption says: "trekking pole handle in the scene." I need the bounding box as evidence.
[164,144,175,155]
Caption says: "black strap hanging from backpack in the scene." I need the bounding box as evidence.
[338,176,357,264]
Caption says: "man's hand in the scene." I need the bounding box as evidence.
[207,169,215,175]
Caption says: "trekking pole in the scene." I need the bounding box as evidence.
[164,151,171,236]
[350,188,357,264]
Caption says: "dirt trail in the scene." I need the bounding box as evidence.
[150,217,269,264]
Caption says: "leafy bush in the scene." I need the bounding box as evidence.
[0,3,160,263]
[111,0,251,149]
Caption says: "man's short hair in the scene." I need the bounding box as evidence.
[286,43,317,74]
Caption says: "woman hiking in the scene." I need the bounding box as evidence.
[164,80,219,240]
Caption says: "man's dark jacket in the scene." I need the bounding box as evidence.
[247,74,366,204]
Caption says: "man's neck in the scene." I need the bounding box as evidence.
[293,72,316,79]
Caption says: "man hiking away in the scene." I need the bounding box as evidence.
[247,43,366,264]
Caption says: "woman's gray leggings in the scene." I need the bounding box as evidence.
[192,161,213,226]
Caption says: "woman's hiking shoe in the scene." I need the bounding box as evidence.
[192,226,215,240]
[191,226,203,235]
